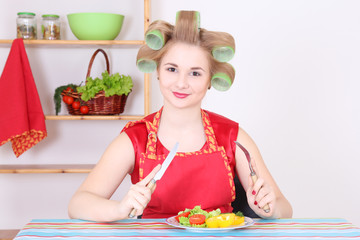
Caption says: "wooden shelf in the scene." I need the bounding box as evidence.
[0,1,151,176]
[45,115,144,120]
[0,164,94,173]
[0,39,145,46]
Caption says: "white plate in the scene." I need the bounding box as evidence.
[165,216,254,232]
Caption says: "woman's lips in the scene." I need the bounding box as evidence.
[173,92,190,99]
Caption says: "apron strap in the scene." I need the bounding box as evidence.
[202,110,236,201]
[122,108,162,157]
[202,110,219,150]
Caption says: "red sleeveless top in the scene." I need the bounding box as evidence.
[122,108,239,218]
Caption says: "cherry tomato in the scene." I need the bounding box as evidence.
[65,87,74,92]
[62,95,69,103]
[80,105,89,114]
[72,101,80,110]
[175,212,191,222]
[64,96,74,105]
[189,214,206,225]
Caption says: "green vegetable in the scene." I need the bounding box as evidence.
[189,206,211,219]
[177,208,191,216]
[178,216,191,227]
[53,84,78,115]
[192,223,207,228]
[208,209,222,218]
[235,211,244,217]
[177,205,221,228]
[77,71,133,101]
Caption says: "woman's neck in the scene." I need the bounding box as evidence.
[157,104,206,152]
[161,105,202,128]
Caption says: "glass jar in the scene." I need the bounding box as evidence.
[16,12,37,40]
[41,14,60,40]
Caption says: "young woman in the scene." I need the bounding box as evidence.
[68,11,292,221]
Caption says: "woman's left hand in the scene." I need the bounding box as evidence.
[244,155,277,218]
[235,128,293,219]
[246,175,277,218]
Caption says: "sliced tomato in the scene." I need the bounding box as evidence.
[175,211,190,222]
[189,214,206,225]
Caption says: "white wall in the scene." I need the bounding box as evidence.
[1,0,359,229]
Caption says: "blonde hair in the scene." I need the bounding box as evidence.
[137,10,235,91]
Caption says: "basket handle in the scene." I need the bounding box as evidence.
[86,49,110,82]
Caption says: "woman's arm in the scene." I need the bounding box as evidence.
[234,127,293,219]
[68,132,159,222]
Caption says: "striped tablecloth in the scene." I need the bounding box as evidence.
[14,218,360,239]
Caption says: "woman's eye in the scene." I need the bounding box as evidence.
[167,67,176,72]
[190,71,201,76]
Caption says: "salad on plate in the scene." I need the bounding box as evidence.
[172,205,245,228]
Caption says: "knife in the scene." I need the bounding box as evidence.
[128,142,179,218]
[234,141,270,213]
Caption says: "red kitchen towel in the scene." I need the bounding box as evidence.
[0,38,47,157]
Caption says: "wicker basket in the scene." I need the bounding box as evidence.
[61,49,130,115]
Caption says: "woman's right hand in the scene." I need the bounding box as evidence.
[118,164,161,218]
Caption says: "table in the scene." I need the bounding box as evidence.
[14,218,360,239]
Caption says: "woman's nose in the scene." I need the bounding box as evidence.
[176,73,189,88]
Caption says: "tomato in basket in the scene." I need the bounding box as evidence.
[62,95,69,103]
[63,95,74,105]
[72,101,80,110]
[80,105,89,114]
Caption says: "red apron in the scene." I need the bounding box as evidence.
[123,108,236,218]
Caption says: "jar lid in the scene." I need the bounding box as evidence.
[17,12,36,16]
[42,14,60,18]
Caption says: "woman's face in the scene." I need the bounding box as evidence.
[157,42,211,110]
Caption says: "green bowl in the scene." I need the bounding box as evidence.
[67,13,124,40]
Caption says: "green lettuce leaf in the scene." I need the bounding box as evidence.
[177,208,191,216]
[189,206,210,218]
[191,223,207,228]
[178,216,191,227]
[208,208,221,218]
[235,211,244,217]
[77,71,133,101]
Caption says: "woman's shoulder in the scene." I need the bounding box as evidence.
[122,112,156,131]
[204,110,239,162]
[121,112,159,157]
[204,109,238,127]
[204,110,239,144]
[121,112,157,143]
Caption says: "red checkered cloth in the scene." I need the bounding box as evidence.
[0,38,47,157]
